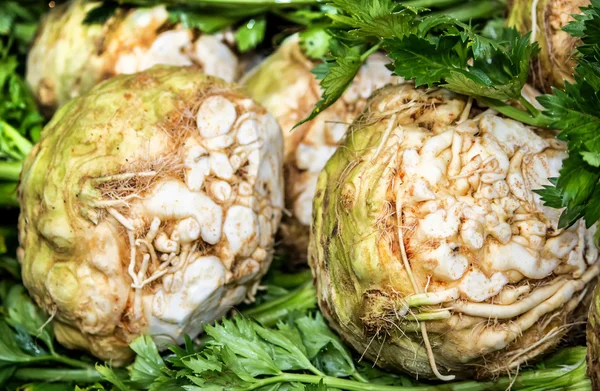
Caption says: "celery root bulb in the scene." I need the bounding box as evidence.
[17,66,284,364]
[309,83,599,379]
[507,0,589,92]
[243,38,400,261]
[27,0,245,115]
[588,284,600,390]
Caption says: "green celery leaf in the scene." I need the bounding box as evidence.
[444,71,521,101]
[455,24,517,59]
[281,6,337,26]
[385,35,465,87]
[558,205,585,229]
[0,365,16,387]
[0,14,12,36]
[310,63,330,80]
[295,313,349,363]
[312,348,354,378]
[235,16,267,52]
[294,313,354,377]
[5,284,54,351]
[296,56,362,127]
[328,0,418,39]
[12,323,48,357]
[252,322,315,372]
[562,2,595,38]
[0,279,11,302]
[167,334,195,364]
[300,27,331,59]
[533,178,564,209]
[538,76,600,153]
[480,18,507,40]
[556,153,600,208]
[184,361,249,391]
[168,7,240,33]
[205,317,281,377]
[567,0,600,59]
[296,50,362,127]
[82,2,119,24]
[0,320,37,362]
[149,378,186,391]
[536,32,600,228]
[274,320,307,356]
[356,362,418,386]
[0,52,40,160]
[390,28,536,100]
[584,185,600,228]
[219,345,254,382]
[582,151,600,167]
[129,335,166,389]
[181,350,222,374]
[96,363,132,391]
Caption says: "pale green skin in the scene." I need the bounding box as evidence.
[17,66,260,363]
[26,0,109,115]
[309,84,581,380]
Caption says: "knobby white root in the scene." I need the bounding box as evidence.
[395,178,456,382]
[495,285,531,305]
[452,278,567,318]
[370,114,397,163]
[107,207,134,231]
[407,288,460,307]
[109,209,186,319]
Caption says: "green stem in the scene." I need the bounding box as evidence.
[0,182,18,207]
[360,42,383,62]
[272,9,316,26]
[241,281,317,325]
[519,95,541,117]
[477,97,553,128]
[13,367,127,383]
[52,354,95,369]
[402,0,464,8]
[25,354,94,370]
[0,121,33,160]
[428,0,504,22]
[242,373,410,391]
[0,161,23,181]
[241,360,588,391]
[351,371,370,383]
[122,0,323,7]
[268,270,313,289]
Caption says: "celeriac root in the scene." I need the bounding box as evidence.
[395,179,455,382]
[452,278,566,318]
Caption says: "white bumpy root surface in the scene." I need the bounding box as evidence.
[309,83,599,380]
[17,67,284,364]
